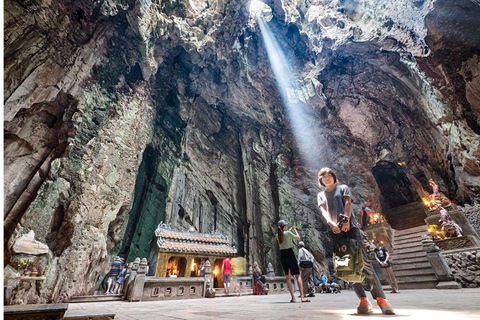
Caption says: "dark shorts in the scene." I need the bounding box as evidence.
[223,273,231,283]
[280,248,300,275]
[379,261,392,268]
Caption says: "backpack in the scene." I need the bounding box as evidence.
[334,238,365,283]
[299,248,314,268]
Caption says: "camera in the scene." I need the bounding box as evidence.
[337,214,349,229]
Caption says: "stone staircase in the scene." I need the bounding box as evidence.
[389,225,439,289]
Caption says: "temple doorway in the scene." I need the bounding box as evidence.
[371,161,425,230]
[213,259,224,288]
[190,257,207,277]
[166,257,187,277]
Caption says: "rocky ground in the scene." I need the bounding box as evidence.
[4,0,480,303]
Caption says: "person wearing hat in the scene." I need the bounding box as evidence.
[277,220,310,303]
[298,241,316,297]
[317,167,395,315]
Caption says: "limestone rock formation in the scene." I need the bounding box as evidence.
[4,0,480,303]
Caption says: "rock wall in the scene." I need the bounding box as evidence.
[444,250,480,288]
[461,204,480,236]
[4,0,480,303]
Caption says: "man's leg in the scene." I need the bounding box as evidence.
[300,269,308,296]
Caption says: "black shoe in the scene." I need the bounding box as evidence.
[307,294,315,297]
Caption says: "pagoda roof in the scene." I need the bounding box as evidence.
[155,224,237,256]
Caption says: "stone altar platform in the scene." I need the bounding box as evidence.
[65,288,480,320]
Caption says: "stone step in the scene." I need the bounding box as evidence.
[64,310,116,320]
[68,294,123,303]
[394,226,428,236]
[396,279,438,290]
[393,267,436,277]
[395,274,438,282]
[390,251,428,260]
[214,288,253,297]
[392,246,424,255]
[394,236,424,246]
[393,242,424,251]
[390,256,429,265]
[393,262,432,271]
[394,231,425,241]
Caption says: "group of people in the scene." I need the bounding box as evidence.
[276,167,396,315]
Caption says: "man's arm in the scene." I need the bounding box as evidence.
[374,251,382,264]
[320,204,341,234]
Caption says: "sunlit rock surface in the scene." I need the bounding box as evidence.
[4,0,480,303]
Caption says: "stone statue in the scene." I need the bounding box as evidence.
[441,220,463,238]
[266,262,275,277]
[204,279,216,298]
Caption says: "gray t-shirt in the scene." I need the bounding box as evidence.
[317,185,359,229]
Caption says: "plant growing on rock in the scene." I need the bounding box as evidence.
[17,259,27,274]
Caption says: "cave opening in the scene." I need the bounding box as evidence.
[371,161,425,229]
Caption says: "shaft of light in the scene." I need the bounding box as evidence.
[257,15,319,168]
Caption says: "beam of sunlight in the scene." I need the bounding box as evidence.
[256,12,320,168]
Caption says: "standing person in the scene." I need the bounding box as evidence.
[221,257,232,294]
[277,220,310,303]
[373,240,399,293]
[317,168,395,315]
[297,241,315,297]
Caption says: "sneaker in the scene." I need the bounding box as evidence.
[307,293,316,297]
[357,297,373,314]
[376,297,395,315]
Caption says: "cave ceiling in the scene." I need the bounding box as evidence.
[3,0,480,303]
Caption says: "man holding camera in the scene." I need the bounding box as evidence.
[317,167,395,315]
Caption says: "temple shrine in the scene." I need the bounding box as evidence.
[152,224,237,288]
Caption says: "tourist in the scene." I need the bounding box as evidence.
[105,256,124,295]
[297,241,315,297]
[319,270,328,293]
[252,262,265,294]
[113,264,127,294]
[277,220,310,303]
[373,240,399,293]
[221,257,232,294]
[317,167,395,315]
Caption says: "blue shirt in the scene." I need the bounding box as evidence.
[320,274,327,284]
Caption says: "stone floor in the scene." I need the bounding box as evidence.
[65,288,480,320]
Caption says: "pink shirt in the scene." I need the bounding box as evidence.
[222,258,232,275]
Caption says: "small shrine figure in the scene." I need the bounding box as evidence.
[436,202,452,221]
[429,179,440,195]
[440,219,463,238]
